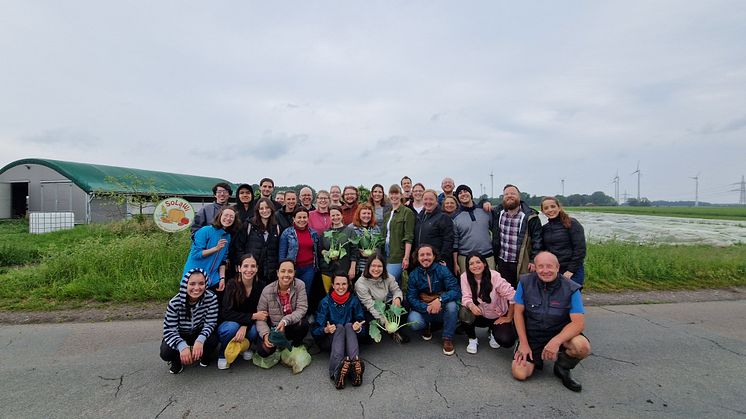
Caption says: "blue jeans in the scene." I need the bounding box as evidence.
[217,321,258,357]
[407,301,459,339]
[570,265,585,286]
[296,265,316,299]
[387,263,403,286]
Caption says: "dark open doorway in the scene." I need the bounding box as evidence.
[11,182,28,218]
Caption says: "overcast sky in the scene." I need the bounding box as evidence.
[2,1,745,203]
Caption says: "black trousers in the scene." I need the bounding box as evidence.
[160,331,219,366]
[463,315,516,347]
[497,258,519,289]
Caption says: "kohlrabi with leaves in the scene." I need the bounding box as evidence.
[321,229,349,263]
[349,228,385,258]
[368,300,416,343]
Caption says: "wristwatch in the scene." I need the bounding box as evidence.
[438,297,443,303]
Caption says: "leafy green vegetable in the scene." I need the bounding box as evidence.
[252,351,281,369]
[280,346,312,374]
[322,229,349,263]
[368,300,416,342]
[349,228,385,257]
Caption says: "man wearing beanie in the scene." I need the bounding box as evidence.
[452,184,495,276]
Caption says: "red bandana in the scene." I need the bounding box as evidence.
[331,291,350,305]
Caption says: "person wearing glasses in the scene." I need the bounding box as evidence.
[191,182,233,235]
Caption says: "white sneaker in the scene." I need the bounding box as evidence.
[241,349,254,361]
[466,338,478,354]
[217,358,229,370]
[489,334,501,349]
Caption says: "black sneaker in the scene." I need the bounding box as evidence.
[199,360,209,367]
[421,325,432,341]
[168,362,183,374]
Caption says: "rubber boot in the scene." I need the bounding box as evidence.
[554,351,582,392]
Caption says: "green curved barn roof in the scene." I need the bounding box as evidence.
[0,158,233,197]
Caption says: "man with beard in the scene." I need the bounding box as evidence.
[437,177,455,205]
[340,185,359,225]
[488,184,542,288]
[275,190,298,232]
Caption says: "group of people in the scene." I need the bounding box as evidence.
[159,176,591,392]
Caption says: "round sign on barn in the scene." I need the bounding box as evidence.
[154,198,194,232]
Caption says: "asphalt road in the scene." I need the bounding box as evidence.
[1,300,745,418]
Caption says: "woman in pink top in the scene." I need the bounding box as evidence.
[309,190,332,234]
[460,253,516,354]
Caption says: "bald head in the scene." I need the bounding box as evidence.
[535,251,560,282]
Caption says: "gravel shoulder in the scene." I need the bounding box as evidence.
[1,286,744,325]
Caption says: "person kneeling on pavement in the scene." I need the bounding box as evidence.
[312,275,366,389]
[406,244,461,355]
[255,260,309,357]
[459,253,517,354]
[512,252,591,392]
[160,268,219,374]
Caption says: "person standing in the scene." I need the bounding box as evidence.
[367,184,391,229]
[308,190,332,234]
[278,208,319,300]
[540,197,587,286]
[380,185,415,285]
[408,183,426,215]
[512,252,591,392]
[275,190,298,232]
[452,184,494,276]
[258,178,282,210]
[299,187,316,211]
[414,189,455,274]
[191,182,232,235]
[340,186,359,225]
[229,198,281,284]
[329,185,343,207]
[489,184,542,288]
[437,177,455,205]
[400,176,413,206]
[234,184,255,225]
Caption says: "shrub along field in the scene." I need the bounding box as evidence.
[1,219,745,311]
[565,206,746,221]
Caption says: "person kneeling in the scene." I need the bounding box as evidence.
[255,260,309,357]
[313,275,366,389]
[511,252,591,392]
[406,245,461,355]
[160,269,219,374]
[459,253,516,354]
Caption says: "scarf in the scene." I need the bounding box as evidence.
[331,291,350,305]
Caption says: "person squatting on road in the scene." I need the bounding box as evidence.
[512,251,591,392]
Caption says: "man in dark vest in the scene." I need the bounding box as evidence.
[511,251,591,392]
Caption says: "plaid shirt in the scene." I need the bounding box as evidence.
[498,209,525,262]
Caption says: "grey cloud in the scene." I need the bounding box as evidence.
[24,128,99,148]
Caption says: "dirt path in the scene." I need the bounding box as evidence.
[1,286,745,325]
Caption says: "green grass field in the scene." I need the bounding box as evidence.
[565,206,746,221]
[1,219,745,310]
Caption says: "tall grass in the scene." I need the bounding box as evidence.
[0,219,190,310]
[585,241,746,292]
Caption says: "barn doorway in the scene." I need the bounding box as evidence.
[11,182,28,218]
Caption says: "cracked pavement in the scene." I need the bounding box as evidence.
[1,300,745,418]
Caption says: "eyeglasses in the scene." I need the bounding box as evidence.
[216,190,230,195]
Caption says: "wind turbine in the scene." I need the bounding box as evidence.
[631,162,641,200]
[561,178,565,196]
[612,170,620,204]
[690,173,700,207]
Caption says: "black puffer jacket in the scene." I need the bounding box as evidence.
[414,207,454,266]
[541,217,586,274]
[229,222,281,283]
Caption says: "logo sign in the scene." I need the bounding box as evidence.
[154,197,195,233]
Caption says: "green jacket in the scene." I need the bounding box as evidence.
[381,206,415,264]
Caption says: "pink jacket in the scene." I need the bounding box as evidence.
[460,270,515,319]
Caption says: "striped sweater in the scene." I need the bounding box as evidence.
[163,269,219,352]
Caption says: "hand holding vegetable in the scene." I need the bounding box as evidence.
[392,297,401,307]
[263,334,274,348]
